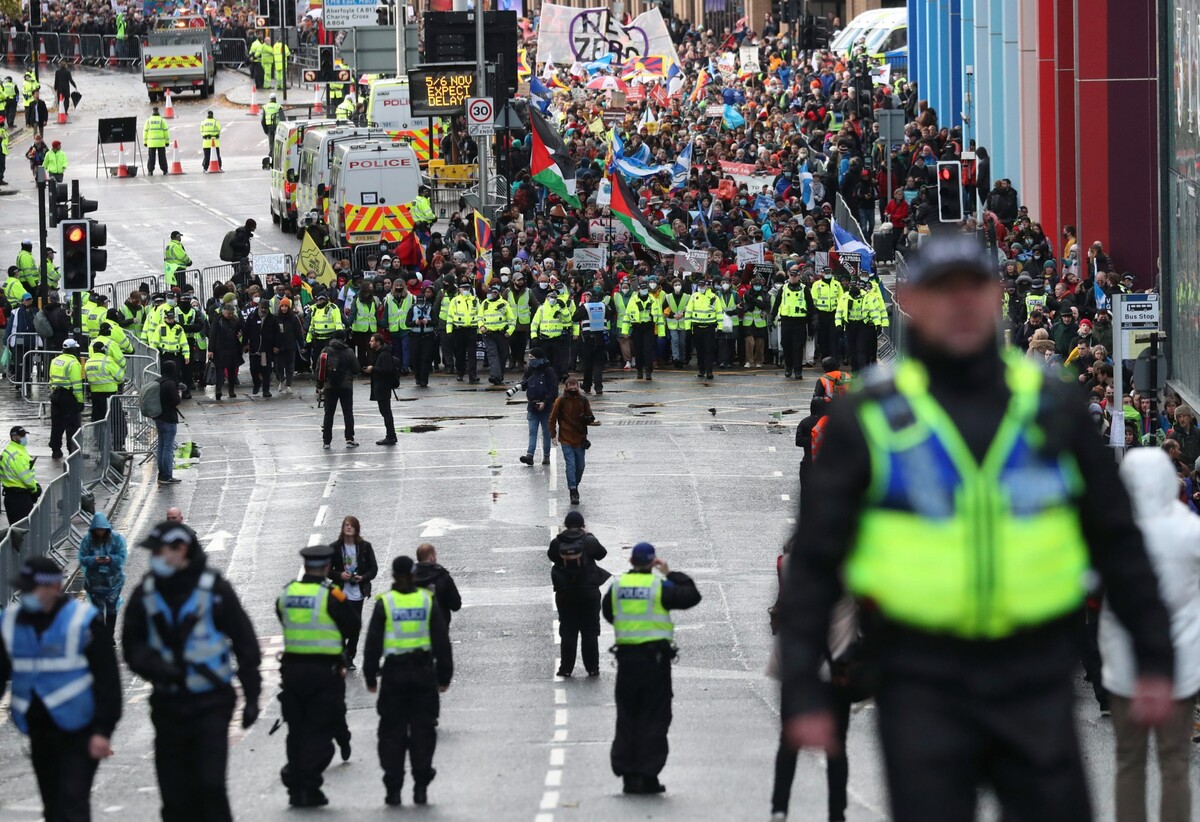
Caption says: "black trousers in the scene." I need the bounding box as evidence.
[541,334,569,380]
[279,660,345,795]
[343,597,366,661]
[91,390,114,422]
[250,354,273,393]
[482,333,509,383]
[1076,607,1107,709]
[50,391,81,454]
[161,353,190,391]
[611,645,673,779]
[201,146,222,170]
[322,385,354,443]
[452,328,477,379]
[815,311,837,360]
[692,324,716,375]
[876,673,1091,822]
[4,488,35,523]
[378,675,440,790]
[779,317,808,375]
[29,717,98,822]
[510,326,530,367]
[580,337,606,392]
[717,332,737,367]
[630,325,656,375]
[274,348,296,387]
[556,586,601,675]
[147,146,167,174]
[845,320,872,371]
[771,686,851,818]
[152,698,235,822]
[376,395,395,441]
[411,333,436,386]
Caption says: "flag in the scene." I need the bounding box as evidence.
[517,48,531,80]
[722,104,745,130]
[670,140,693,191]
[473,210,492,285]
[774,176,792,200]
[799,170,815,210]
[689,67,710,102]
[529,108,580,207]
[609,173,687,255]
[530,76,552,98]
[667,62,684,98]
[296,231,338,287]
[639,106,657,130]
[394,230,426,269]
[753,194,774,219]
[548,74,570,89]
[831,222,875,274]
[1093,279,1110,311]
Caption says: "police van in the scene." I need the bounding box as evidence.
[829,8,907,57]
[326,141,424,247]
[270,119,337,234]
[295,126,392,227]
[365,78,440,166]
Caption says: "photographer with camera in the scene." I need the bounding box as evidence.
[77,512,128,644]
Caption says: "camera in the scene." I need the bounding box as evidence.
[505,385,522,399]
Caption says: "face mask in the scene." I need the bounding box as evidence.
[530,357,546,368]
[754,284,764,291]
[673,285,683,294]
[19,594,43,613]
[539,282,548,290]
[460,290,471,297]
[592,289,603,298]
[649,283,659,291]
[621,286,630,293]
[167,298,177,306]
[639,289,649,297]
[739,199,747,206]
[251,296,260,304]
[307,277,317,285]
[501,276,509,283]
[823,274,832,280]
[488,293,498,301]
[721,283,730,291]
[849,286,861,297]
[566,386,579,394]
[19,436,28,446]
[150,555,177,578]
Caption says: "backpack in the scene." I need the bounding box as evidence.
[219,230,236,262]
[139,380,163,419]
[33,310,53,339]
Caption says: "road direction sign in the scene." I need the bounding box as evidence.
[467,97,495,136]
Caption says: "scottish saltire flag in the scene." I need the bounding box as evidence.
[530,76,552,97]
[1094,279,1110,310]
[775,176,792,199]
[671,140,693,191]
[799,170,815,210]
[667,61,684,97]
[753,194,774,219]
[831,221,875,274]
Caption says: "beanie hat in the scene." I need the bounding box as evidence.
[563,511,584,528]
[278,297,292,310]
[221,292,237,304]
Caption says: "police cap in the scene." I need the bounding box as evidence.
[904,235,995,288]
[392,555,415,576]
[138,521,197,550]
[300,544,334,568]
[14,556,62,592]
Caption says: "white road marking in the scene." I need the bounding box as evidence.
[554,689,566,705]
[322,472,337,498]
[553,729,568,742]
[548,499,557,519]
[539,791,559,810]
[554,709,567,726]
[418,516,471,537]
[773,470,783,476]
[552,620,560,645]
[201,530,233,553]
[549,748,565,766]
[548,447,557,492]
[535,815,553,822]
[768,445,776,452]
[781,494,790,501]
[313,504,327,526]
[308,533,322,546]
[545,770,562,787]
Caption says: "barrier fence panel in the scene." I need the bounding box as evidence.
[3,31,33,63]
[102,35,141,67]
[215,37,249,68]
[107,274,165,308]
[39,33,61,64]
[0,531,17,604]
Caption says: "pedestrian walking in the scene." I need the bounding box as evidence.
[413,544,463,627]
[151,361,181,486]
[478,283,515,384]
[548,511,610,677]
[327,516,378,670]
[549,376,597,506]
[406,287,437,388]
[277,544,354,808]
[206,298,244,400]
[143,107,169,176]
[0,114,9,186]
[25,91,47,138]
[244,299,278,398]
[122,521,262,822]
[1099,448,1200,822]
[319,330,359,449]
[364,555,454,807]
[517,347,557,466]
[200,111,221,172]
[0,425,38,523]
[273,298,303,392]
[77,512,127,644]
[53,64,77,114]
[367,333,398,445]
[48,338,84,460]
[0,556,121,822]
[603,542,701,794]
[781,236,1175,822]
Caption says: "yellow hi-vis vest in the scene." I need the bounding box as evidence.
[49,354,84,404]
[778,285,808,318]
[611,572,674,645]
[278,581,342,655]
[846,355,1089,639]
[380,588,433,656]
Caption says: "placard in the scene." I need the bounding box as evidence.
[98,116,138,144]
[735,243,764,266]
[253,253,287,274]
[589,218,631,244]
[674,250,708,273]
[752,263,776,281]
[739,45,760,74]
[838,251,862,279]
[573,246,608,270]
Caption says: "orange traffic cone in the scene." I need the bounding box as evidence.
[116,143,130,178]
[163,89,175,119]
[38,37,47,63]
[107,40,117,67]
[56,95,68,124]
[208,152,222,173]
[312,84,324,116]
[169,140,184,175]
[248,85,260,116]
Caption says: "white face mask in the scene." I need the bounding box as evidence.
[673,285,682,294]
[721,283,730,291]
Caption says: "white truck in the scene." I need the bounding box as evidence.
[140,15,217,102]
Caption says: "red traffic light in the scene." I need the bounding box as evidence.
[66,226,85,243]
[939,168,953,180]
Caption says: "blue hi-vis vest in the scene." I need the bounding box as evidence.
[583,301,607,333]
[2,599,97,734]
[142,569,234,693]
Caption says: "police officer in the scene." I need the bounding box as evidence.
[248,35,264,88]
[164,231,192,291]
[276,545,353,808]
[405,287,437,388]
[49,338,84,459]
[781,235,1176,821]
[411,185,436,230]
[306,293,343,371]
[157,310,192,399]
[771,266,811,379]
[1,77,17,132]
[85,339,121,421]
[123,521,262,822]
[0,425,39,523]
[335,91,356,122]
[364,555,453,807]
[0,113,9,186]
[810,266,842,361]
[15,238,37,289]
[0,556,121,821]
[619,279,665,381]
[271,39,291,90]
[261,94,281,151]
[570,286,612,395]
[143,107,169,176]
[602,543,700,794]
[531,283,570,382]
[478,283,515,385]
[684,278,720,380]
[445,279,480,383]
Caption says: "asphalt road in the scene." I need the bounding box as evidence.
[0,66,1196,822]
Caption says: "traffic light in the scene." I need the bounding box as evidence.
[257,0,269,17]
[89,219,108,276]
[61,220,91,291]
[936,161,964,223]
[48,182,68,228]
[319,45,335,82]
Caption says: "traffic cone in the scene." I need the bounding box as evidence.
[163,89,175,119]
[248,85,260,116]
[107,40,117,67]
[116,143,130,178]
[208,151,222,173]
[38,37,47,63]
[312,83,324,116]
[169,140,184,175]
[56,95,67,124]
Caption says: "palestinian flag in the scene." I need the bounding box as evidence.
[609,173,686,255]
[529,109,580,208]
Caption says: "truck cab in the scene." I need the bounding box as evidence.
[141,15,216,102]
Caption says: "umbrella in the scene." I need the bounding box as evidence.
[586,76,628,92]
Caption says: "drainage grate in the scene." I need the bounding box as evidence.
[609,419,664,427]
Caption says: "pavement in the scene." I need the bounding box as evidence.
[0,66,1197,822]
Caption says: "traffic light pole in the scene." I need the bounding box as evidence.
[70,179,83,348]
[36,168,48,308]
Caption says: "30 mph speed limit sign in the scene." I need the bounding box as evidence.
[467,97,495,136]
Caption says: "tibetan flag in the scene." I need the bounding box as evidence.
[548,74,570,90]
[473,210,492,285]
[517,48,531,81]
[609,173,687,255]
[529,108,580,207]
[638,55,665,76]
[689,67,710,102]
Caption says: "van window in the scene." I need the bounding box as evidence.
[880,27,907,53]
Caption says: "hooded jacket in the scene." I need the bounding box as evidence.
[1100,449,1200,699]
[413,562,463,624]
[77,512,127,604]
[547,528,610,591]
[322,338,360,391]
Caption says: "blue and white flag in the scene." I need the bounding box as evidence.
[799,170,815,211]
[831,221,875,274]
[722,104,745,130]
[670,140,693,191]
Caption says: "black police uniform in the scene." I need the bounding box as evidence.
[363,557,453,806]
[276,545,354,808]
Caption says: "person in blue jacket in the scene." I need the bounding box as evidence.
[77,511,127,643]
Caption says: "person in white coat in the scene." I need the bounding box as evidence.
[1100,448,1200,822]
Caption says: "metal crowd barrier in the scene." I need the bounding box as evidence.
[214,37,249,68]
[107,274,165,307]
[2,30,33,63]
[102,35,141,67]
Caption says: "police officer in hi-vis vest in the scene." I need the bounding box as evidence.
[602,542,701,795]
[276,544,354,808]
[780,235,1175,821]
[363,555,453,808]
[123,522,262,822]
[0,556,121,821]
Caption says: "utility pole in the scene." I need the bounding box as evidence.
[395,0,406,77]
[475,3,489,216]
[36,168,48,308]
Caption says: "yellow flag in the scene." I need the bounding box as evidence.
[296,231,337,288]
[587,118,605,135]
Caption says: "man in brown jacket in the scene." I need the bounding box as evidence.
[549,376,597,506]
